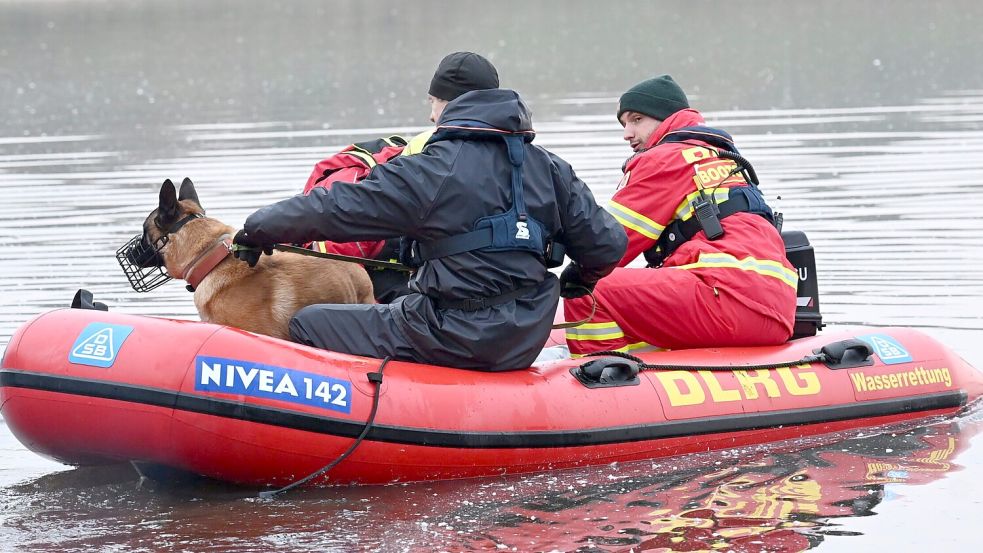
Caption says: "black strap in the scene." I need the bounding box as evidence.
[417,226,493,261]
[430,284,539,311]
[272,244,413,272]
[658,126,738,153]
[352,135,407,153]
[165,213,205,235]
[661,193,750,252]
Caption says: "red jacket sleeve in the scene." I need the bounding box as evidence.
[303,164,383,256]
[608,149,693,266]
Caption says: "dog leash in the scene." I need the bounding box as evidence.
[274,243,415,271]
[232,243,595,329]
[231,243,414,272]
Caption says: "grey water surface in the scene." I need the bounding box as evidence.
[2,1,983,551]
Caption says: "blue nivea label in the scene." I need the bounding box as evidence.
[195,355,352,414]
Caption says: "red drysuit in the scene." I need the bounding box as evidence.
[303,137,409,260]
[565,109,797,355]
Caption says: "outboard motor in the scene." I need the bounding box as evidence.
[782,230,823,339]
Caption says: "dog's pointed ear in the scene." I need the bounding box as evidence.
[158,179,179,222]
[178,177,202,208]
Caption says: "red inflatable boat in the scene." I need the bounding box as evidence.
[2,307,981,486]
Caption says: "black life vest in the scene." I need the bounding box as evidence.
[643,125,780,267]
[399,120,556,268]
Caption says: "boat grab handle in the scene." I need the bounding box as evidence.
[816,339,874,370]
[571,357,641,388]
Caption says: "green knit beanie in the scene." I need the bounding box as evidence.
[617,74,690,122]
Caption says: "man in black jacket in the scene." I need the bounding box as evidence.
[234,52,626,370]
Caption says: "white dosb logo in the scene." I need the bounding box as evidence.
[79,334,109,357]
[515,221,530,240]
[72,328,115,360]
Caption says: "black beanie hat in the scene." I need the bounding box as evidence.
[429,52,500,101]
[617,74,690,122]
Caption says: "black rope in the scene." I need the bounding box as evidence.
[583,349,827,372]
[258,356,390,499]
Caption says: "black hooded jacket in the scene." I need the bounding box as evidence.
[245,89,626,369]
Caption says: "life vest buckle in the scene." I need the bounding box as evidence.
[397,237,423,269]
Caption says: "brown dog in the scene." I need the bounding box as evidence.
[124,178,374,340]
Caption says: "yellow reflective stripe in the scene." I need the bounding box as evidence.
[566,331,626,341]
[673,252,798,288]
[575,322,620,330]
[608,201,664,240]
[402,129,434,156]
[625,341,666,353]
[569,342,664,358]
[343,149,376,168]
[568,333,624,341]
[566,322,625,341]
[313,241,328,253]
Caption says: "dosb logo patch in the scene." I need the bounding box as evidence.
[69,323,134,368]
[857,334,913,365]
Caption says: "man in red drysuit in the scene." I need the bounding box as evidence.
[562,75,797,355]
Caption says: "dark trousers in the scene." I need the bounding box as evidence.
[289,302,420,362]
[289,281,558,371]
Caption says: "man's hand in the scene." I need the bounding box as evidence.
[232,229,274,268]
[559,263,596,299]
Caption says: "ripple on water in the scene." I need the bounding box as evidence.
[2,97,983,551]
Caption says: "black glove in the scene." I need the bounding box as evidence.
[559,263,596,299]
[232,229,274,268]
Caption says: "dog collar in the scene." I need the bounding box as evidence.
[182,234,234,291]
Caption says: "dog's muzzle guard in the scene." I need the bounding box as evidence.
[116,234,172,292]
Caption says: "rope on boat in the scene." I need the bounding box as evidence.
[258,356,390,499]
[583,349,828,372]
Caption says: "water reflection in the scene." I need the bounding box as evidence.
[398,411,982,552]
[1,408,979,552]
